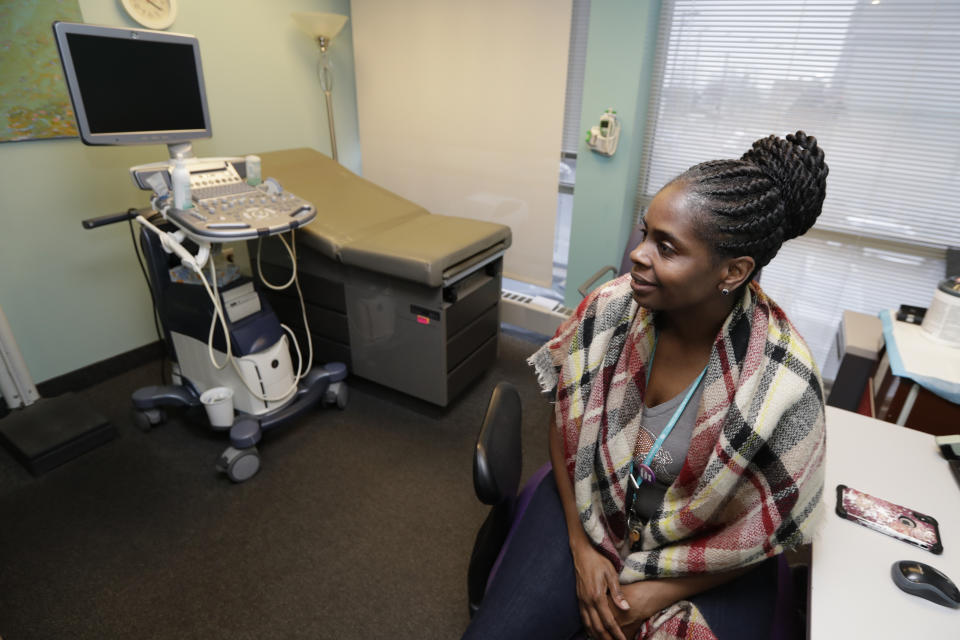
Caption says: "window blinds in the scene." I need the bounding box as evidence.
[561,0,591,156]
[760,231,945,368]
[635,0,953,376]
[638,0,960,248]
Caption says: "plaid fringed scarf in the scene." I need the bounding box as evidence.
[529,274,825,639]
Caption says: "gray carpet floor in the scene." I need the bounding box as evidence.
[0,330,553,640]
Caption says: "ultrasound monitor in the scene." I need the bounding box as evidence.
[52,21,211,153]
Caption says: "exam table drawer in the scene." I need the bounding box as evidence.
[446,272,500,338]
[447,305,499,372]
[448,335,498,401]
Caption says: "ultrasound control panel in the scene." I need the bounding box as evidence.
[129,157,316,241]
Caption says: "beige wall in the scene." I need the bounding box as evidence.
[0,0,360,383]
[351,0,572,287]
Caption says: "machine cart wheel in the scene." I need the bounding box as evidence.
[132,408,166,432]
[216,445,261,482]
[325,381,348,410]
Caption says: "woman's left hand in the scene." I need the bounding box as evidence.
[608,581,667,638]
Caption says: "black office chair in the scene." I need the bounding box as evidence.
[467,381,524,616]
[468,381,555,618]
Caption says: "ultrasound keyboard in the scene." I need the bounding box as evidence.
[130,157,316,241]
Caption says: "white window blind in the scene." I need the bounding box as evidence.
[635,0,954,376]
[759,232,945,368]
[639,0,960,248]
[561,0,591,156]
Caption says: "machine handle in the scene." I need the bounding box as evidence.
[82,208,143,229]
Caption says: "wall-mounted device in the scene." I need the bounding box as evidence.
[586,108,620,156]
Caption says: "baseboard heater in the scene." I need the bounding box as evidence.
[499,289,574,338]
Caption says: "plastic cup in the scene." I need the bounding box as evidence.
[200,386,235,427]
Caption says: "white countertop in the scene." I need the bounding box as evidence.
[810,406,960,637]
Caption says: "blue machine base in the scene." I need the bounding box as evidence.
[132,362,347,449]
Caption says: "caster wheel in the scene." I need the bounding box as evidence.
[216,446,261,483]
[132,408,166,432]
[325,381,348,409]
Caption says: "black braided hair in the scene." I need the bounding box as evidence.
[672,131,828,270]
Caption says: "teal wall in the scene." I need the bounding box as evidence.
[0,0,360,383]
[564,0,661,307]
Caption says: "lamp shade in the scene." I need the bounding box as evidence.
[292,12,348,40]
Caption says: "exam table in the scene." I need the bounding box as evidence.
[250,149,512,406]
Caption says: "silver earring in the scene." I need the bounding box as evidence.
[721,288,730,296]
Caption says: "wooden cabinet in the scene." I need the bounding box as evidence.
[872,351,960,437]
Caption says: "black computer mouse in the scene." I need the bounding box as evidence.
[891,560,960,608]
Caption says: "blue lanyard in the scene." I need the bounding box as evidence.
[628,338,707,491]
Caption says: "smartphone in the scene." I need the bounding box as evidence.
[836,485,943,554]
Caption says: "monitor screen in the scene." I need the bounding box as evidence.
[53,22,212,146]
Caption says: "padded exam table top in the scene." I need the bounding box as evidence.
[258,148,512,287]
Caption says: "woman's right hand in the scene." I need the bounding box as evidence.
[571,539,630,640]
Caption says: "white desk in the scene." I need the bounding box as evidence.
[810,407,960,637]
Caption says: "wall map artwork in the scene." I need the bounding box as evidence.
[1,0,82,142]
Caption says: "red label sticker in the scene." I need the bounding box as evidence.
[416,315,430,325]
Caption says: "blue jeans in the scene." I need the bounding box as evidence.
[462,473,778,640]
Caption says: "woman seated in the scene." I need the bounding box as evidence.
[463,131,828,640]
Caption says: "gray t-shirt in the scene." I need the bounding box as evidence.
[620,377,704,557]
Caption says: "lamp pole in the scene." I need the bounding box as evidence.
[292,12,347,163]
[317,36,338,162]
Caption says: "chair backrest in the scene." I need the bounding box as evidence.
[469,381,523,616]
[473,382,522,505]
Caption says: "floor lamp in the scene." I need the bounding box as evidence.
[292,12,349,163]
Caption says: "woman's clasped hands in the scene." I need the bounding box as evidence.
[571,540,658,640]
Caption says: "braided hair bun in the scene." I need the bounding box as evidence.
[740,131,828,242]
[676,130,828,269]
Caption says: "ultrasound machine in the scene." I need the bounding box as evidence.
[53,21,347,482]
